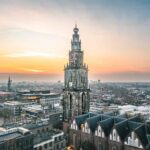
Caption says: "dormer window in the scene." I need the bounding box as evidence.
[124,131,143,149]
[114,132,116,139]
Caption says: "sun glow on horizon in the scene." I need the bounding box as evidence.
[2,51,64,58]
[0,0,149,81]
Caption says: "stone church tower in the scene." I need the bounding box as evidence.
[63,25,90,121]
[7,76,12,92]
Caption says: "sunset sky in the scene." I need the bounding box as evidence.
[0,0,150,82]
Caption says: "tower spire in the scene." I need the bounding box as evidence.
[71,25,81,51]
[7,75,12,92]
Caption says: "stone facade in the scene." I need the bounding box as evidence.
[63,25,90,121]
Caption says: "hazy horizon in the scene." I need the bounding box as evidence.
[0,0,150,82]
[0,72,150,83]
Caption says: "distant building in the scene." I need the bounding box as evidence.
[17,90,51,102]
[0,127,34,150]
[23,120,52,134]
[23,104,43,117]
[3,101,22,116]
[49,111,63,128]
[23,121,66,150]
[34,130,66,150]
[0,122,67,150]
[0,91,15,102]
[39,93,61,109]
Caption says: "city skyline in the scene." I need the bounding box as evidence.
[0,0,150,82]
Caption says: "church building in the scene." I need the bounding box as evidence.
[62,26,150,150]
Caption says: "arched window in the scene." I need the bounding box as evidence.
[82,93,86,113]
[69,94,72,110]
[114,132,116,139]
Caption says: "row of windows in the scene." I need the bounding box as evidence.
[54,135,63,142]
[34,141,52,150]
[16,138,33,147]
[34,141,66,150]
[55,142,66,149]
[2,140,33,150]
[37,127,49,133]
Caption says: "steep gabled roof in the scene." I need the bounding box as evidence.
[87,115,102,132]
[128,121,142,131]
[114,119,143,142]
[87,114,112,133]
[115,120,130,141]
[99,117,114,137]
[75,112,96,129]
[135,125,148,148]
[71,111,150,149]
